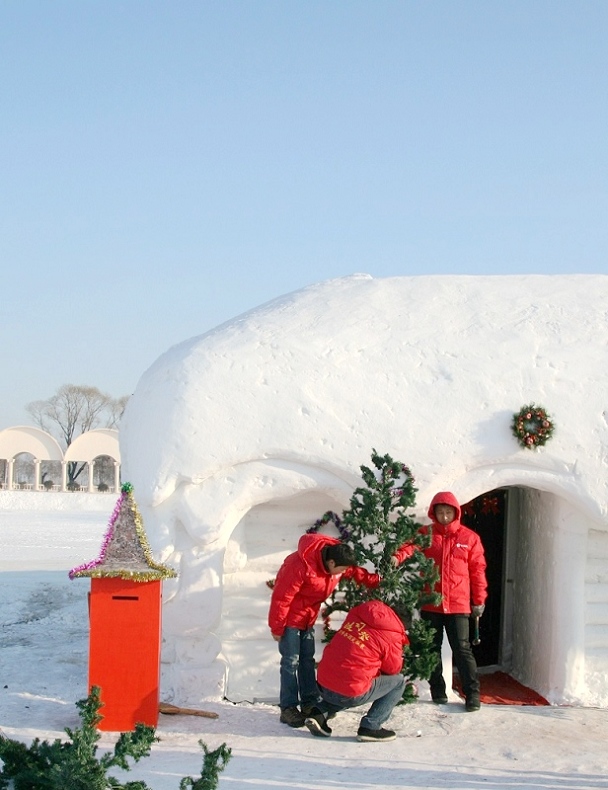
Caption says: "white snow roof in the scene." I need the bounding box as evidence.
[121,273,608,519]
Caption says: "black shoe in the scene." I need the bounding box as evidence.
[465,697,481,712]
[301,704,321,716]
[432,695,448,704]
[356,726,396,742]
[302,703,336,720]
[305,713,332,737]
[280,706,306,727]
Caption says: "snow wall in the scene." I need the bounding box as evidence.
[120,274,608,708]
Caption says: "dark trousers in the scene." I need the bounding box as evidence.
[422,611,480,700]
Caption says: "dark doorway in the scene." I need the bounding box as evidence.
[460,488,507,667]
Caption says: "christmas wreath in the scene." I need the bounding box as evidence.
[511,404,555,449]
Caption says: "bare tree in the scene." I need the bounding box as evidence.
[26,384,129,485]
[106,395,130,429]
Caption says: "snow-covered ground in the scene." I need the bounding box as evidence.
[1,493,608,789]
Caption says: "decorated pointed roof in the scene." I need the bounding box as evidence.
[69,482,177,582]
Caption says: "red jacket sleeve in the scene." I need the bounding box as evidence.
[344,565,380,588]
[392,542,416,565]
[468,534,488,606]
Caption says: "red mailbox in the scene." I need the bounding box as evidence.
[88,577,162,730]
[70,483,176,731]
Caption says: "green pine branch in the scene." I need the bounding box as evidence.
[0,687,231,790]
[179,742,232,790]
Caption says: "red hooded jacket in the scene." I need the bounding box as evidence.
[393,491,487,615]
[316,600,408,697]
[268,533,379,638]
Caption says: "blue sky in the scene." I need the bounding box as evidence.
[1,1,606,428]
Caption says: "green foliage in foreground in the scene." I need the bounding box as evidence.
[0,687,231,790]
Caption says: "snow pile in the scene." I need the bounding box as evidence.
[118,274,608,708]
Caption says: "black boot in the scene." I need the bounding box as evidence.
[465,696,480,712]
[280,706,306,727]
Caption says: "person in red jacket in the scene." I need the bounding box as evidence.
[269,533,379,728]
[392,491,487,711]
[304,599,408,742]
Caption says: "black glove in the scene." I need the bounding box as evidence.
[471,604,485,617]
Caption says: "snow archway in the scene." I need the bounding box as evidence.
[455,462,599,706]
[219,488,346,703]
[148,459,355,702]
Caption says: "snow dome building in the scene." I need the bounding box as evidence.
[120,274,608,708]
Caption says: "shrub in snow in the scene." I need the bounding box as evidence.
[0,686,231,790]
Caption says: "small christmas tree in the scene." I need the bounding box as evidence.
[321,450,441,701]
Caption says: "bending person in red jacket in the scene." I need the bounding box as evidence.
[269,533,379,728]
[392,491,487,712]
[304,599,408,742]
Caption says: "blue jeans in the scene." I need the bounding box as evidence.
[278,627,321,710]
[318,674,406,730]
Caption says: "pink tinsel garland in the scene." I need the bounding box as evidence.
[68,491,126,578]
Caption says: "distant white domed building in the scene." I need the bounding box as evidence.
[121,274,608,708]
[0,426,121,492]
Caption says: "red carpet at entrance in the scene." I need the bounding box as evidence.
[454,672,549,706]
